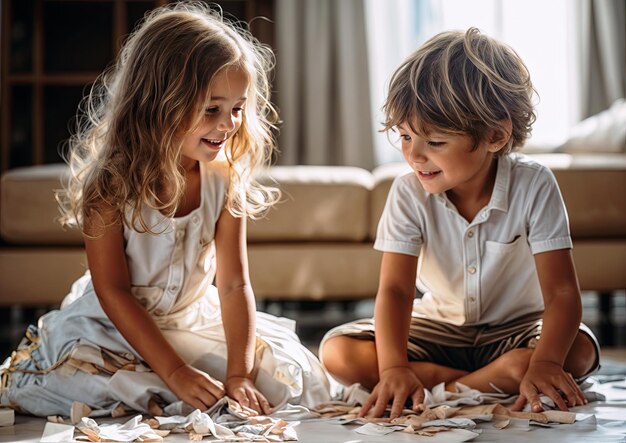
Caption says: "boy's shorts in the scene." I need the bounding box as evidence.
[321,311,601,380]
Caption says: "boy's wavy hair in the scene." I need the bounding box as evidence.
[58,1,279,233]
[383,27,536,153]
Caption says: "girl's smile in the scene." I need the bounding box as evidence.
[181,68,249,165]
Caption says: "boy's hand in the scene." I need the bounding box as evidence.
[226,376,272,416]
[166,364,226,411]
[511,361,586,412]
[359,366,424,419]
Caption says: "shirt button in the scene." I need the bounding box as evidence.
[192,215,200,224]
[176,231,184,239]
[467,266,476,274]
[469,297,475,302]
[467,231,474,238]
[169,286,178,293]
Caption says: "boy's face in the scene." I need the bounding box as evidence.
[180,67,249,170]
[397,123,500,196]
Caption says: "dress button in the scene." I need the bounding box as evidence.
[469,297,475,302]
[176,230,184,240]
[192,215,199,224]
[467,231,474,238]
[169,286,178,293]
[467,266,476,274]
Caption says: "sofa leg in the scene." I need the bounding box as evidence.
[598,292,614,347]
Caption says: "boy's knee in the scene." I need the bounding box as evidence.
[320,337,353,374]
[565,333,598,379]
[320,336,377,387]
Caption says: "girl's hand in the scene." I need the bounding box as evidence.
[511,361,586,412]
[359,366,424,419]
[226,376,272,415]
[165,364,226,411]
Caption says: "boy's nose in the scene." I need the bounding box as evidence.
[406,142,427,163]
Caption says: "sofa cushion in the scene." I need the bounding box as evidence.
[248,243,381,300]
[249,166,374,242]
[1,164,83,245]
[370,162,411,240]
[0,247,87,306]
[531,154,626,238]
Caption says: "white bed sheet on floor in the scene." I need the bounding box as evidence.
[1,380,625,443]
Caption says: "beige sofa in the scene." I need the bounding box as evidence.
[2,154,625,316]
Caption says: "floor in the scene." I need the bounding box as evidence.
[1,292,625,442]
[2,366,625,442]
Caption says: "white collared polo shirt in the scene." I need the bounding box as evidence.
[374,153,572,326]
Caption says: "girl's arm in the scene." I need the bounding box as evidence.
[214,208,271,414]
[515,248,587,411]
[84,207,224,410]
[359,251,423,418]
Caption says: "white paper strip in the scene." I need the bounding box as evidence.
[0,408,14,427]
[40,422,74,442]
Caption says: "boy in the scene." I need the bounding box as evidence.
[320,28,599,419]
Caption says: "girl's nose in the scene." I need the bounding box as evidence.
[217,113,236,132]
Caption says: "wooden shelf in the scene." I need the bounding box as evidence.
[0,0,274,172]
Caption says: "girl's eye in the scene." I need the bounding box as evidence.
[400,134,411,141]
[205,107,219,114]
[232,107,244,115]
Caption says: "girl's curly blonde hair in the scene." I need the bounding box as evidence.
[383,27,536,153]
[58,1,279,233]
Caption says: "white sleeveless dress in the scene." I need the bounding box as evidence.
[0,161,334,417]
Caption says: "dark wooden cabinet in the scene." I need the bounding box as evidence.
[1,0,274,172]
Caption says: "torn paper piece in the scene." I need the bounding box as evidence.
[354,423,405,436]
[78,415,162,442]
[0,408,14,427]
[40,422,74,442]
[71,401,92,424]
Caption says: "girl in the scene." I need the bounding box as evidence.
[320,28,600,419]
[1,2,332,418]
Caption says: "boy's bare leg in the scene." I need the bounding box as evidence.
[447,331,598,394]
[321,336,468,390]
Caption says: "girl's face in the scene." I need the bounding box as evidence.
[397,123,500,196]
[180,67,249,169]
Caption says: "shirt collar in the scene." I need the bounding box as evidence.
[489,154,510,213]
[433,154,511,213]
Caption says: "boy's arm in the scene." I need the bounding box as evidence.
[214,208,271,414]
[517,248,586,411]
[360,251,423,419]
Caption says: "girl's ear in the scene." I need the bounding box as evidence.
[487,119,513,153]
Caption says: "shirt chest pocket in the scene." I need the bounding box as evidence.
[484,235,525,255]
[482,235,533,272]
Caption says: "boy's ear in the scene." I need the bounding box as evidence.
[487,120,513,153]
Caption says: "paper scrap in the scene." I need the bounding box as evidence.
[40,422,74,442]
[0,408,14,427]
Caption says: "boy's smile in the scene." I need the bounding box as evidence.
[398,123,501,202]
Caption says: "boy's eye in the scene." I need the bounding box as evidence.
[233,107,244,114]
[400,134,411,141]
[205,107,219,114]
[427,141,445,147]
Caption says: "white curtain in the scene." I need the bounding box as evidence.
[275,0,375,169]
[364,0,441,164]
[577,0,626,120]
